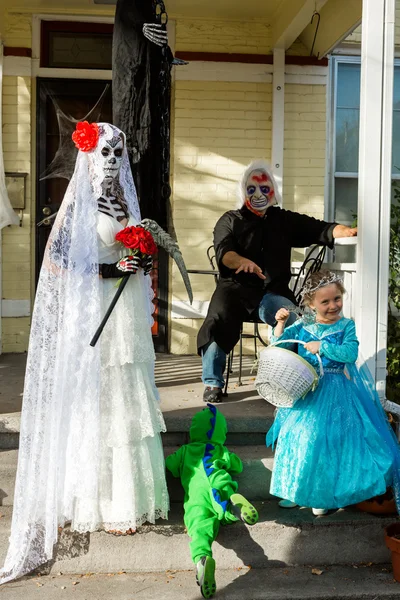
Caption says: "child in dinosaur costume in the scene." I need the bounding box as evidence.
[165,404,258,599]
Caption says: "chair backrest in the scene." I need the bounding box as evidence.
[206,245,219,286]
[292,244,327,304]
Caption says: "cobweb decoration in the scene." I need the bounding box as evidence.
[40,84,110,181]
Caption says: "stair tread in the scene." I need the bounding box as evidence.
[0,502,396,532]
[0,503,395,573]
[1,565,398,600]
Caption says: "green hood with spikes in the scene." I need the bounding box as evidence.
[189,404,227,445]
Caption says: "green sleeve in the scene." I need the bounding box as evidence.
[165,447,185,478]
[227,451,243,475]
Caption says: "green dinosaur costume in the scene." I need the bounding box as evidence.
[166,404,246,562]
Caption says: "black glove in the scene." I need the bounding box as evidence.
[141,255,153,276]
[100,255,140,278]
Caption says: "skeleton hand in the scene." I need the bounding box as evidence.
[141,255,153,276]
[142,23,168,47]
[100,256,140,278]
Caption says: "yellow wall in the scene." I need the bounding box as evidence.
[1,11,32,46]
[175,18,309,56]
[171,80,272,353]
[284,84,326,219]
[1,11,32,352]
[176,19,272,54]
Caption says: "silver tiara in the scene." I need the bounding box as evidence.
[299,272,343,303]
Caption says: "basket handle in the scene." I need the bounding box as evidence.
[270,338,324,378]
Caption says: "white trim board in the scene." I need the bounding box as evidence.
[1,300,31,318]
[3,56,32,77]
[171,299,209,319]
[175,61,327,84]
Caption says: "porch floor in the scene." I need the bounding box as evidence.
[0,351,274,426]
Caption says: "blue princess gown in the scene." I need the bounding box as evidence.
[266,317,398,510]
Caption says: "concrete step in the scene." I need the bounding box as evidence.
[0,446,275,507]
[0,353,276,449]
[0,503,396,574]
[2,565,399,600]
[0,408,274,450]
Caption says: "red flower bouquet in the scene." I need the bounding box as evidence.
[90,225,157,348]
[116,225,157,257]
[72,121,99,152]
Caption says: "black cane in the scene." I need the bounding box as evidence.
[90,274,130,347]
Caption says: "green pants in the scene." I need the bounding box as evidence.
[184,475,238,563]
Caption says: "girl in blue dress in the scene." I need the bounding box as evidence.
[266,270,400,516]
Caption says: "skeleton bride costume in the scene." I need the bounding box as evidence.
[1,123,169,584]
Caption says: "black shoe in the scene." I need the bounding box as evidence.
[203,387,223,403]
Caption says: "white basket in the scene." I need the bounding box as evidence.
[255,339,324,408]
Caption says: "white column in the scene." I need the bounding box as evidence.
[272,48,285,205]
[355,0,395,396]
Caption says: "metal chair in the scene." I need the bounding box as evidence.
[291,245,327,304]
[205,245,268,395]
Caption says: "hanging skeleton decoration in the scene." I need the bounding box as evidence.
[112,0,186,226]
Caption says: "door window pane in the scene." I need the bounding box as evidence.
[48,32,112,69]
[41,22,113,70]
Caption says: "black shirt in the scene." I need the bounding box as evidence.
[197,205,336,354]
[214,205,336,299]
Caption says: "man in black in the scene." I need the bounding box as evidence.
[198,160,357,403]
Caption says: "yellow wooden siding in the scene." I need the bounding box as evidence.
[1,12,32,47]
[1,75,32,352]
[283,84,326,219]
[170,80,272,353]
[176,20,272,54]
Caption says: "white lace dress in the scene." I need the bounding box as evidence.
[71,212,169,532]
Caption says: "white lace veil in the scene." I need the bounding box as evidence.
[0,123,141,583]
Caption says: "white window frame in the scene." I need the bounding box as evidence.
[328,54,400,223]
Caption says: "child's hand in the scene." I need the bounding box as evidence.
[275,308,290,323]
[304,341,321,355]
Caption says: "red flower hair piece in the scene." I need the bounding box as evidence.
[72,121,99,152]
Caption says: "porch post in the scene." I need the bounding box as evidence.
[272,48,285,205]
[355,0,395,397]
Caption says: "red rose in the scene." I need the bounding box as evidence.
[72,121,99,152]
[115,226,157,256]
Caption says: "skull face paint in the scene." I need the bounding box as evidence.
[100,135,124,180]
[245,170,275,213]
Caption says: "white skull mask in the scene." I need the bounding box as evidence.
[100,135,124,179]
